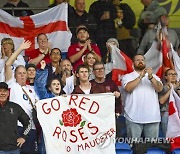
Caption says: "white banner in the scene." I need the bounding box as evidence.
[36,93,116,154]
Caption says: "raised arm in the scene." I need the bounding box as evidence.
[34,60,50,99]
[5,40,31,81]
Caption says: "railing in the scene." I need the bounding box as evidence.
[0,7,49,16]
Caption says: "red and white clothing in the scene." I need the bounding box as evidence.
[67,43,101,71]
[122,71,161,123]
[7,78,39,129]
[28,48,51,69]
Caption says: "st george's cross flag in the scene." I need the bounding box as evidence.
[144,25,173,79]
[170,44,180,80]
[106,45,133,86]
[0,3,72,57]
[166,89,180,151]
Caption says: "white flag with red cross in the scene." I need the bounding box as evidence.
[166,89,180,151]
[0,3,72,57]
[144,26,172,79]
[107,45,133,86]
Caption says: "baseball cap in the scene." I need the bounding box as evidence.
[76,26,89,35]
[0,82,8,90]
[25,64,36,70]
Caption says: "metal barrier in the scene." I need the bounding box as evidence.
[0,7,49,16]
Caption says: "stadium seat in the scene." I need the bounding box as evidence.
[172,148,180,154]
[146,147,166,154]
[115,142,133,154]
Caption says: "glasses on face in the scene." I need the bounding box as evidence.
[94,67,105,71]
[166,73,177,76]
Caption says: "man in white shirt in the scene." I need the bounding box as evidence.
[122,54,163,139]
[5,40,39,154]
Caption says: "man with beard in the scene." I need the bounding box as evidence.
[67,25,101,71]
[121,54,163,139]
[60,59,76,94]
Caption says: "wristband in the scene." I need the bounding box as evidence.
[149,76,153,81]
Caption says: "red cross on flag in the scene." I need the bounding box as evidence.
[109,46,133,86]
[166,89,180,151]
[144,26,173,79]
[0,3,72,57]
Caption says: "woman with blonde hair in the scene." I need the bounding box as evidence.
[83,51,99,80]
[0,38,25,82]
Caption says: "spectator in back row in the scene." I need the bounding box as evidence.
[112,0,136,59]
[89,0,117,63]
[3,0,34,17]
[48,0,66,7]
[137,14,179,55]
[68,0,97,44]
[67,26,101,71]
[138,0,167,42]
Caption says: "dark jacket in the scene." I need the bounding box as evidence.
[3,0,34,17]
[34,69,57,99]
[91,79,122,114]
[68,11,97,44]
[119,3,136,30]
[0,101,30,151]
[72,81,106,94]
[89,0,117,42]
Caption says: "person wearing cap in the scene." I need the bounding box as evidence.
[0,38,25,82]
[25,63,36,86]
[67,25,101,71]
[5,40,39,154]
[0,82,31,154]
